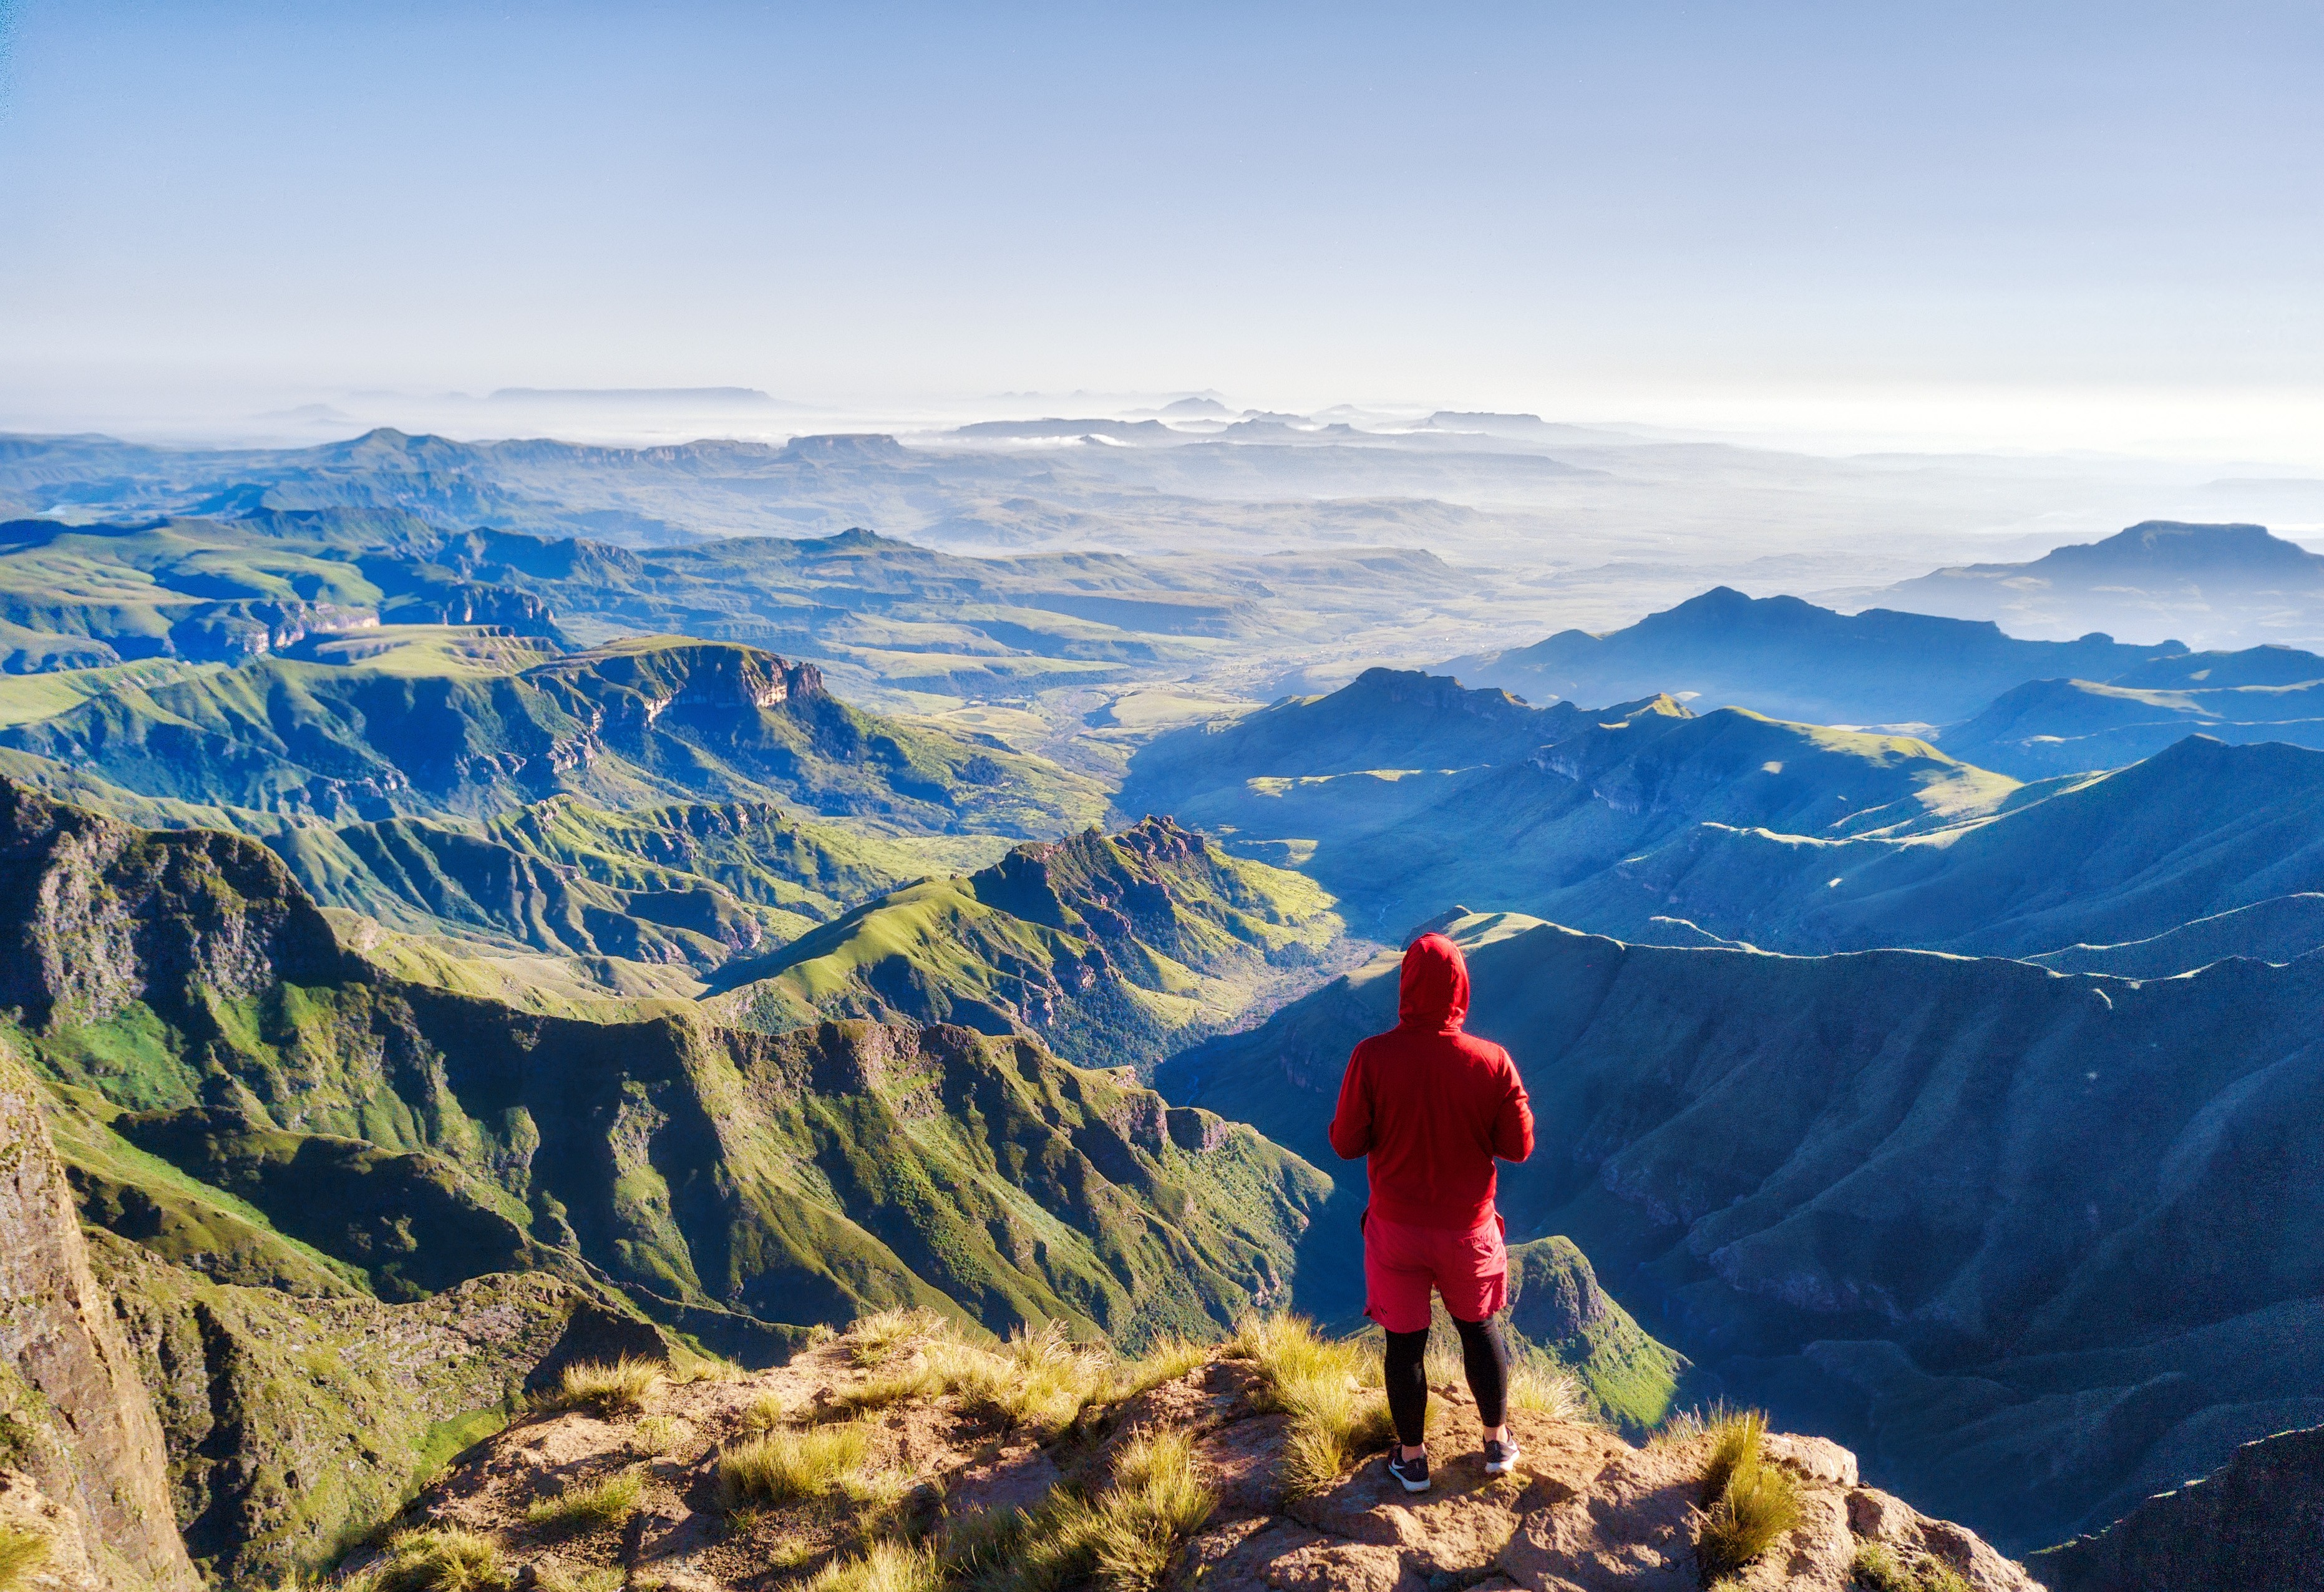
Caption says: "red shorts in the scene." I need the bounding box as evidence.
[1362,1209,1508,1333]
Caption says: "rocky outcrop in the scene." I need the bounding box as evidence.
[0,777,344,1030]
[2028,1424,2324,1591]
[0,1046,198,1590]
[370,1317,2034,1592]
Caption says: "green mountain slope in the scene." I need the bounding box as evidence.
[0,634,1104,832]
[266,795,941,969]
[1442,585,2178,727]
[709,816,1343,1069]
[1158,910,2324,1553]
[1553,734,2324,961]
[0,777,1320,1355]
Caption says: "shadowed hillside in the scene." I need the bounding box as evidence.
[1553,734,2324,961]
[1159,911,2324,1552]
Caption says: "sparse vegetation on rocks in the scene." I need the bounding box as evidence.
[1694,1408,1804,1583]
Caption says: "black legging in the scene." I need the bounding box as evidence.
[1384,1315,1508,1447]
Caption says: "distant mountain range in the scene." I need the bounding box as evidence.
[1442,586,2180,727]
[1826,519,2324,651]
[1160,910,2324,1553]
[1557,735,2324,964]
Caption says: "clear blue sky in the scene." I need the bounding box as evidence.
[1,1,2318,447]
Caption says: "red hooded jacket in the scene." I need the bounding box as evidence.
[1328,933,1534,1231]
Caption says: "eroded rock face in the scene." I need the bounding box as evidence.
[0,1047,198,1590]
[2027,1424,2324,1592]
[377,1319,2036,1592]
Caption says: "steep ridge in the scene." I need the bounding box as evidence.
[0,779,1335,1576]
[1441,587,2176,726]
[354,1313,2038,1592]
[709,817,1343,1070]
[0,1045,199,1591]
[1552,734,2324,961]
[1159,913,2324,1552]
[0,779,1320,1346]
[2027,1423,2324,1591]
[1940,653,2324,775]
[0,635,1103,832]
[2028,893,2324,976]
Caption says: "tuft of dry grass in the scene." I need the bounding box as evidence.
[835,1319,1109,1439]
[806,1540,944,1592]
[523,1468,643,1536]
[632,1414,693,1457]
[850,1308,951,1367]
[1693,1408,1802,1583]
[719,1420,873,1508]
[1850,1541,1973,1592]
[1111,1336,1210,1401]
[0,1526,46,1592]
[951,1428,1215,1592]
[374,1527,514,1592]
[1229,1314,1394,1495]
[533,1357,666,1419]
[1506,1354,1586,1421]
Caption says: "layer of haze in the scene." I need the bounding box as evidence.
[2,1,2320,457]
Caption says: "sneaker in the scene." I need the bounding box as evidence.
[1386,1450,1431,1492]
[1482,1437,1522,1475]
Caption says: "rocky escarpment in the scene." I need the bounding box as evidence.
[0,1045,198,1591]
[0,778,346,1030]
[2027,1424,2324,1592]
[366,1315,2035,1592]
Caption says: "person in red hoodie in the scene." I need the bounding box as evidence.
[1329,931,1534,1492]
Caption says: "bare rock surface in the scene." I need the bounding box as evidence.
[0,1044,198,1591]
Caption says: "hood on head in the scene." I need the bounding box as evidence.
[1398,932,1470,1031]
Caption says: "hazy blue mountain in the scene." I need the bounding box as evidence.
[1940,671,2324,775]
[1550,734,2324,963]
[1129,669,2028,936]
[1848,520,2324,650]
[1159,910,2324,1551]
[1442,586,2178,726]
[1117,667,1598,827]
